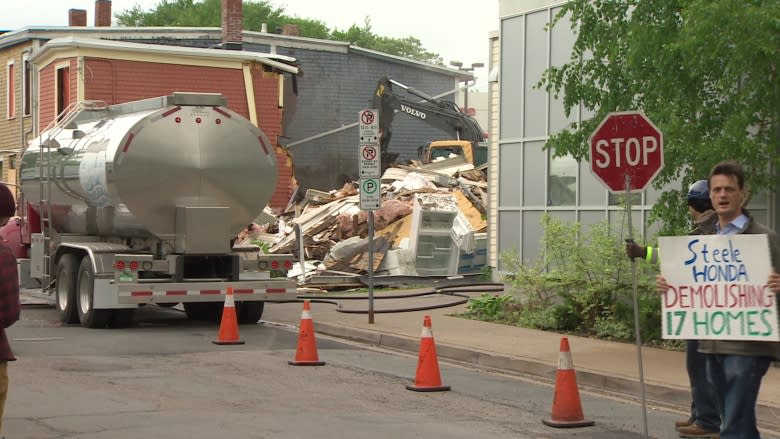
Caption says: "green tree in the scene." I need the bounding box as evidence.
[538,0,780,234]
[116,0,440,64]
[330,17,376,48]
[116,0,224,26]
[331,17,443,65]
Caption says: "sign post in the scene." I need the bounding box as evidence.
[589,111,663,439]
[359,109,381,324]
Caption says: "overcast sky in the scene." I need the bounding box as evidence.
[1,0,498,90]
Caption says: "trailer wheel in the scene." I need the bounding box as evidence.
[236,301,264,324]
[55,254,80,324]
[77,256,111,328]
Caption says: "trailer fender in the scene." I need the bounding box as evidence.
[54,242,132,276]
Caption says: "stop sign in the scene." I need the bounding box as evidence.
[589,111,664,192]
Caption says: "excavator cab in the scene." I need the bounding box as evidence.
[424,140,474,164]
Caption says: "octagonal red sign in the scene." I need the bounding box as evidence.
[589,111,664,192]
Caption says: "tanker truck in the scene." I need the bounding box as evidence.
[18,92,298,328]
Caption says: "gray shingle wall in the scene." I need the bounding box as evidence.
[246,43,456,191]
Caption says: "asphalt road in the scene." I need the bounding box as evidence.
[2,304,719,438]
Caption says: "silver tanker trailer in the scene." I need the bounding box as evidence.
[19,92,298,328]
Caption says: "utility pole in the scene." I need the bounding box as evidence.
[449,60,484,115]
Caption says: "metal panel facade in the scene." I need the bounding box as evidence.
[497,0,780,272]
[496,1,659,270]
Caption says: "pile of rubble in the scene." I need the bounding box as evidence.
[247,156,488,280]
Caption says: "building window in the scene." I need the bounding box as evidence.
[56,66,70,119]
[22,54,31,117]
[548,152,577,206]
[6,60,15,119]
[608,191,642,206]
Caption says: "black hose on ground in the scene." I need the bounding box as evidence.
[293,282,506,314]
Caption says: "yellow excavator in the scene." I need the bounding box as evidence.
[372,77,487,167]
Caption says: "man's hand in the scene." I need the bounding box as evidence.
[767,271,780,293]
[656,275,669,295]
[625,240,646,260]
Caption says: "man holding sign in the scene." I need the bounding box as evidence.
[657,161,780,439]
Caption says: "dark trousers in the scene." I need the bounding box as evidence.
[687,340,720,430]
[706,353,771,439]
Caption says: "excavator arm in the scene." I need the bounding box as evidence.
[372,77,485,156]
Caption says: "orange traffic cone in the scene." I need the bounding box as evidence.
[212,287,244,345]
[406,315,450,392]
[288,300,325,366]
[542,337,594,428]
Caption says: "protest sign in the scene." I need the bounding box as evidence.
[658,234,779,341]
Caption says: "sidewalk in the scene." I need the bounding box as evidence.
[262,289,780,433]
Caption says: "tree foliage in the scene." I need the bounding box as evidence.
[330,17,442,64]
[115,0,441,64]
[538,0,780,234]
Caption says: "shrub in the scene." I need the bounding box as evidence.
[491,213,665,344]
[465,293,514,322]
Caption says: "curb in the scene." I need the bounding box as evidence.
[312,321,780,434]
[314,322,690,404]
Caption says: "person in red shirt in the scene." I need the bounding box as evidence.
[0,183,20,435]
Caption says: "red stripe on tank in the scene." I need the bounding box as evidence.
[258,136,269,155]
[122,133,135,153]
[161,106,182,118]
[213,107,231,118]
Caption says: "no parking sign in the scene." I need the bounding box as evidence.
[358,109,381,211]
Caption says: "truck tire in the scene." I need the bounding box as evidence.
[183,302,223,322]
[55,254,80,324]
[236,301,264,324]
[77,256,111,328]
